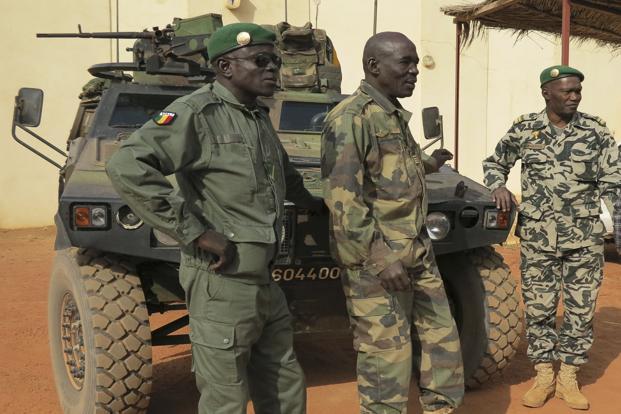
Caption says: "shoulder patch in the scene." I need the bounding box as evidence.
[153,111,176,126]
[513,113,537,125]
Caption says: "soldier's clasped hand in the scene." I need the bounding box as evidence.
[378,260,410,291]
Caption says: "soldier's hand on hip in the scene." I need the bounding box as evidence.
[491,186,517,212]
[196,230,237,271]
[378,260,410,291]
[431,148,453,169]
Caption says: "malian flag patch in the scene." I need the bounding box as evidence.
[153,111,176,126]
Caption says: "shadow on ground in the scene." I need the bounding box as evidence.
[148,337,358,413]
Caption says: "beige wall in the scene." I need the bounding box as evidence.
[3,0,621,228]
[2,0,185,228]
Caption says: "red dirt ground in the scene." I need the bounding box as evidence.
[1,226,620,414]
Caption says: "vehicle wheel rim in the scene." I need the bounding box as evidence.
[60,292,85,390]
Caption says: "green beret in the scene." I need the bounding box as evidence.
[540,65,584,86]
[207,23,276,61]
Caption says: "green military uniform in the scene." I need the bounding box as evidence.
[107,77,313,413]
[483,107,621,365]
[321,80,464,413]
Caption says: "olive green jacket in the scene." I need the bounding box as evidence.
[106,81,314,279]
[321,81,436,275]
[483,110,621,251]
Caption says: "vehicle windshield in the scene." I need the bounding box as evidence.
[109,93,179,128]
[279,101,335,132]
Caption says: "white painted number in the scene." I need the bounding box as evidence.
[271,267,341,282]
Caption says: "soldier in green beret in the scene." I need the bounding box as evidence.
[483,65,621,410]
[107,22,322,414]
[321,32,463,414]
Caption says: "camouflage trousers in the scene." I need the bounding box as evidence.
[342,234,464,413]
[179,263,306,414]
[520,242,604,366]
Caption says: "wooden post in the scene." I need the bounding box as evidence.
[454,23,462,170]
[562,0,571,64]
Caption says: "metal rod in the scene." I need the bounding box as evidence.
[562,0,571,65]
[373,0,378,34]
[454,24,462,170]
[285,0,288,22]
[116,0,119,63]
[315,1,319,27]
[11,119,65,169]
[108,0,113,61]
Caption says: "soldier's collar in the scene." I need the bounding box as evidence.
[531,110,550,130]
[537,109,587,130]
[570,112,595,130]
[212,81,268,111]
[359,80,412,122]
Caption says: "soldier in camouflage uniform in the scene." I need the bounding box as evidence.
[483,65,621,410]
[107,23,323,414]
[321,32,464,414]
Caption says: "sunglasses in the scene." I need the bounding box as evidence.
[226,52,283,68]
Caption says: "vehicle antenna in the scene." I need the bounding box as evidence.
[373,0,378,34]
[314,0,321,27]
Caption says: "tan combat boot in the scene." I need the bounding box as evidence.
[556,362,589,410]
[522,362,556,408]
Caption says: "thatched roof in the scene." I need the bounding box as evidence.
[442,0,621,49]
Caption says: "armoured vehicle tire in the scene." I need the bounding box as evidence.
[48,248,152,413]
[437,246,522,389]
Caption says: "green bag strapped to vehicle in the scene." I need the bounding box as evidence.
[263,22,342,93]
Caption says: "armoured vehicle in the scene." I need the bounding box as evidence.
[12,13,521,413]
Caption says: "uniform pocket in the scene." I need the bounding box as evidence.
[213,133,244,144]
[571,202,601,218]
[374,130,422,200]
[518,202,543,220]
[516,202,544,242]
[522,150,549,179]
[570,152,598,182]
[208,133,258,203]
[347,295,410,353]
[190,318,239,384]
[348,296,393,317]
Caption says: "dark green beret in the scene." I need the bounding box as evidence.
[540,65,584,86]
[207,22,276,61]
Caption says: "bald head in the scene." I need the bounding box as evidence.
[362,32,415,74]
[362,32,419,101]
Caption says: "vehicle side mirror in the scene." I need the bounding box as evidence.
[422,106,442,140]
[15,88,44,127]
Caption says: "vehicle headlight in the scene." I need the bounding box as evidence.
[426,212,451,241]
[72,204,109,229]
[484,209,510,229]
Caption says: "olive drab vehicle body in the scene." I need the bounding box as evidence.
[12,13,522,413]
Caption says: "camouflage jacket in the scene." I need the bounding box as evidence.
[321,80,437,274]
[107,81,314,279]
[483,110,621,251]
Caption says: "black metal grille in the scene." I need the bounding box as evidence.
[275,207,295,265]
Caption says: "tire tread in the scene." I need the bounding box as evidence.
[465,246,523,389]
[74,248,152,413]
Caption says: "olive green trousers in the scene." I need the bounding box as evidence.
[180,264,307,414]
